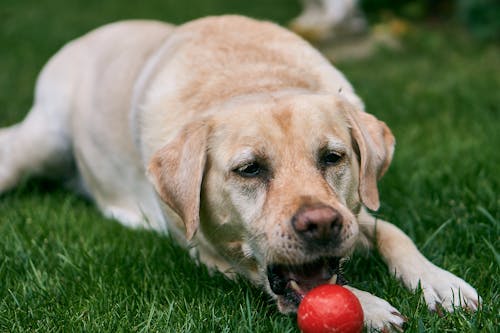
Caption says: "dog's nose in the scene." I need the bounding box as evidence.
[292,205,342,243]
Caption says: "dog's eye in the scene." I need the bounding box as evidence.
[320,151,344,166]
[234,162,263,178]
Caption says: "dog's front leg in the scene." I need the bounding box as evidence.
[344,286,406,331]
[358,208,481,312]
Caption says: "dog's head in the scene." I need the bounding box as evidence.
[148,93,394,312]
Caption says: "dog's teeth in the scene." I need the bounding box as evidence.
[329,274,338,284]
[290,280,301,292]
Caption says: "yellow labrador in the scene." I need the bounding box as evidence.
[0,16,480,331]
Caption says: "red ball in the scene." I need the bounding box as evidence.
[297,284,364,333]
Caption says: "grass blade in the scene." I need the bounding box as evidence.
[421,218,453,251]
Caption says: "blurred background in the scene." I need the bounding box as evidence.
[364,0,500,41]
[1,0,499,51]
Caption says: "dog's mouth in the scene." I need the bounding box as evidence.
[267,257,346,312]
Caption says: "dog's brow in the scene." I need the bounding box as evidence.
[230,148,259,167]
[324,138,347,153]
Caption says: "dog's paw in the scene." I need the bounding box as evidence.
[345,286,406,332]
[395,258,481,313]
[417,265,480,312]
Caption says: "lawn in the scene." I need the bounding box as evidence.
[0,0,498,332]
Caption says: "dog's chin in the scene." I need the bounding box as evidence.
[267,257,347,313]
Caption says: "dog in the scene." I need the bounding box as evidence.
[0,16,480,331]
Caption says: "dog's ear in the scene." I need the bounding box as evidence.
[147,121,210,240]
[342,101,395,211]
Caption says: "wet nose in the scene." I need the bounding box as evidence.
[292,205,342,243]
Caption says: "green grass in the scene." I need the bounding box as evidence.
[1,1,499,332]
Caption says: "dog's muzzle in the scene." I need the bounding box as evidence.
[267,257,346,311]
